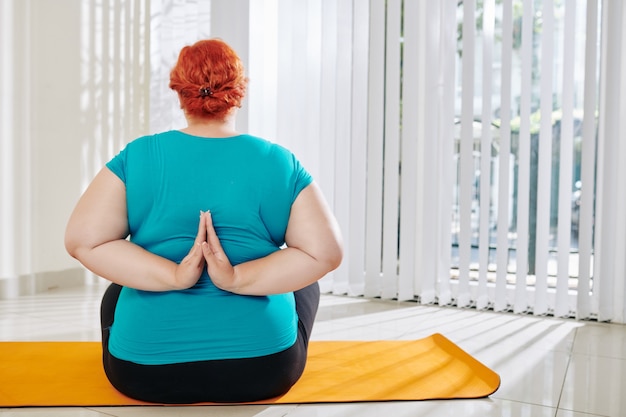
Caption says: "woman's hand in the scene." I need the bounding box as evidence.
[200,211,237,291]
[173,212,209,289]
[198,182,343,296]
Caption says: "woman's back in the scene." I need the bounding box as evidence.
[105,131,313,365]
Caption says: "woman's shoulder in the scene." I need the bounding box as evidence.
[240,135,296,156]
[121,131,184,153]
[120,132,161,148]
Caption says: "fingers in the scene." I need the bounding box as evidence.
[206,211,222,253]
[175,235,206,289]
[187,210,208,263]
[199,211,235,292]
[200,212,234,270]
[176,210,221,290]
[181,240,204,270]
[202,211,224,258]
[196,210,208,245]
[189,241,205,264]
[181,211,209,270]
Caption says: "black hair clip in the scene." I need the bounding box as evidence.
[199,87,214,97]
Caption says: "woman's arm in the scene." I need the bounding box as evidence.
[64,168,206,291]
[202,181,344,295]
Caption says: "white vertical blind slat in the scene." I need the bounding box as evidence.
[303,0,324,255]
[594,0,625,322]
[100,0,111,162]
[130,0,147,140]
[364,0,385,298]
[436,0,457,306]
[576,0,598,319]
[348,0,369,296]
[555,0,576,318]
[514,0,534,314]
[140,0,150,135]
[397,0,420,302]
[317,0,338,293]
[411,0,424,301]
[111,0,122,157]
[332,0,353,294]
[593,2,614,322]
[534,0,555,316]
[291,3,310,164]
[477,0,494,310]
[617,2,626,324]
[413,0,438,304]
[276,0,296,151]
[381,0,401,299]
[122,0,131,148]
[458,0,476,307]
[331,0,353,295]
[495,0,513,313]
[303,0,322,197]
[248,0,278,140]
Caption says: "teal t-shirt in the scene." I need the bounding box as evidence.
[104,131,313,365]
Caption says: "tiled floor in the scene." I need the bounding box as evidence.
[1,284,625,417]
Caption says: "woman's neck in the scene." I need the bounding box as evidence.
[181,113,239,138]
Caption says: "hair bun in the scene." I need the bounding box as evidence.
[199,87,213,97]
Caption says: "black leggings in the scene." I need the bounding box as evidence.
[100,282,320,404]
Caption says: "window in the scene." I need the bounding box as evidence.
[451,0,600,315]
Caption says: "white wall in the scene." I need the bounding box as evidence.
[30,0,83,274]
[0,0,86,296]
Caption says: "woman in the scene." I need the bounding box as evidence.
[64,39,343,404]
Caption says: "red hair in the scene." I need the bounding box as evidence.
[169,39,248,120]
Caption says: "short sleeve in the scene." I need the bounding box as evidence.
[106,146,128,183]
[291,153,313,202]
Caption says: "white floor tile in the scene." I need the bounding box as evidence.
[488,347,570,407]
[572,322,626,360]
[559,353,626,417]
[91,405,287,417]
[0,408,110,417]
[556,410,611,417]
[265,398,556,417]
[2,286,626,416]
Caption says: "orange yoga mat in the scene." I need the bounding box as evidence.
[0,333,499,406]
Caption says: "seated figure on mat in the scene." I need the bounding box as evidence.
[64,38,343,404]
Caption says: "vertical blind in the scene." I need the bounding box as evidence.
[78,0,151,188]
[78,0,213,185]
[372,0,602,318]
[71,0,618,321]
[274,0,610,320]
[3,0,624,321]
[77,0,213,200]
